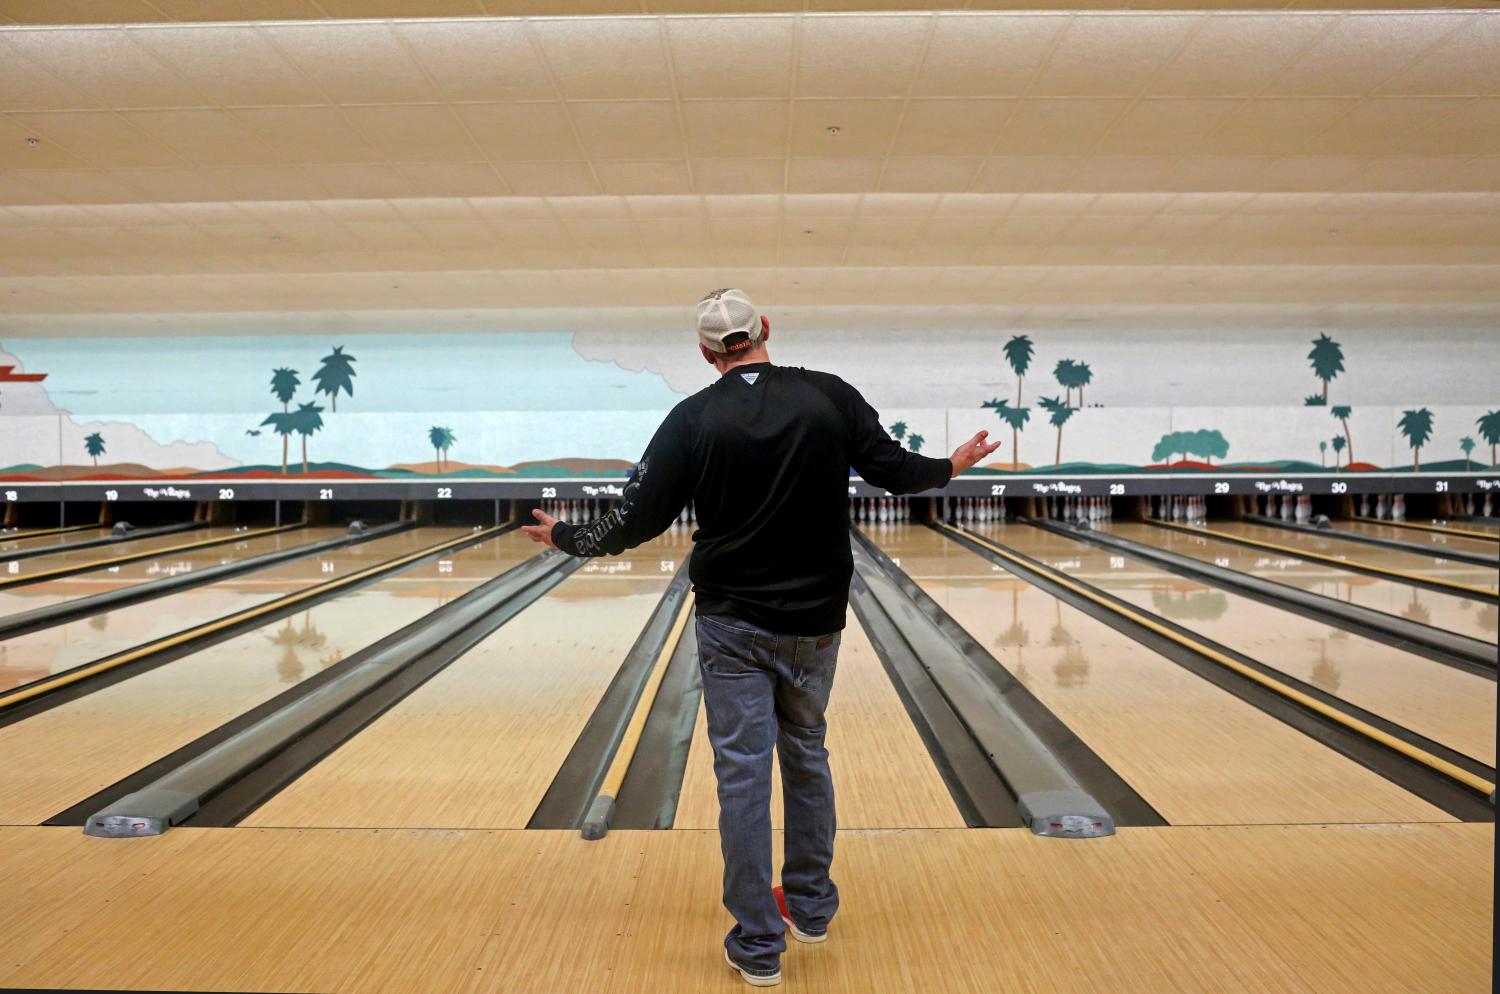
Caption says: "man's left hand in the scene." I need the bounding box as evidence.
[522,508,560,549]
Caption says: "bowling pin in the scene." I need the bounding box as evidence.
[997,499,1007,522]
[1375,494,1387,519]
[1392,494,1405,521]
[1483,493,1493,517]
[1359,494,1370,517]
[1464,495,1474,516]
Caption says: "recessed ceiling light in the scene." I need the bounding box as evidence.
[804,229,814,236]
[826,126,840,136]
[25,137,39,147]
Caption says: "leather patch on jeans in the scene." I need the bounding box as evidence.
[816,635,834,651]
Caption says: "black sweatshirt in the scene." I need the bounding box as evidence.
[551,362,952,635]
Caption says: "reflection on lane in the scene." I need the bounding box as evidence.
[0,529,535,825]
[1,526,249,578]
[869,523,1445,826]
[1205,521,1498,592]
[980,523,1496,768]
[0,527,475,691]
[1339,519,1498,559]
[0,527,348,620]
[1111,522,1497,644]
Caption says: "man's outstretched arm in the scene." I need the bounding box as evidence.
[522,411,692,556]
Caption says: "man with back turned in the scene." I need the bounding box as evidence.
[524,288,998,987]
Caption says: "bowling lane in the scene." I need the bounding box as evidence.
[242,534,693,830]
[985,523,1495,766]
[1111,522,1497,644]
[1207,521,1497,592]
[0,526,348,620]
[1,527,108,555]
[672,610,967,830]
[1,525,252,580]
[0,528,529,825]
[0,527,459,692]
[872,524,1447,825]
[1337,519,1498,559]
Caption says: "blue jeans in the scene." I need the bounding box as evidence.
[695,612,842,973]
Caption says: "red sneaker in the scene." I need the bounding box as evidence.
[772,886,828,944]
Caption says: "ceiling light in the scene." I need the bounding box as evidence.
[826,126,840,136]
[25,137,39,147]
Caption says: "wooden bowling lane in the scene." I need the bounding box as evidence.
[871,524,1447,826]
[1109,522,1497,645]
[1,526,107,555]
[672,612,968,831]
[1340,519,1499,558]
[0,528,528,826]
[0,526,347,620]
[0,527,456,693]
[241,535,693,830]
[1,525,248,579]
[988,523,1496,767]
[1209,520,1498,593]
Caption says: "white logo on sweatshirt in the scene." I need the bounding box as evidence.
[740,372,759,385]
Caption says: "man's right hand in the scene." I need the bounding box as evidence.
[949,430,1001,476]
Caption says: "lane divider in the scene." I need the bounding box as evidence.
[1150,519,1497,601]
[937,521,1496,800]
[0,526,503,715]
[1352,516,1499,544]
[581,590,695,840]
[0,523,302,590]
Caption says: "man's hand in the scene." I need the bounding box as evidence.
[949,430,1001,476]
[522,507,560,550]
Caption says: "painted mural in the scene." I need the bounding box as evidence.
[1,328,1496,484]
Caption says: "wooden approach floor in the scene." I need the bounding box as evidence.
[0,822,1490,993]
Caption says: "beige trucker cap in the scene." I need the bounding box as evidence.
[695,288,763,354]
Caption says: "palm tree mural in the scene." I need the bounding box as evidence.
[1307,333,1344,404]
[1074,361,1092,406]
[83,432,105,467]
[888,421,908,441]
[292,401,325,474]
[1332,435,1346,470]
[270,367,299,413]
[1003,335,1034,406]
[1053,359,1077,406]
[1398,407,1434,472]
[982,398,1030,471]
[1304,394,1326,407]
[908,433,924,453]
[1478,410,1500,469]
[428,426,456,471]
[260,411,295,474]
[1319,440,1327,468]
[312,346,356,413]
[1330,405,1354,465]
[1037,396,1074,468]
[1460,436,1475,470]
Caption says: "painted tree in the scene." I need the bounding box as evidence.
[260,411,295,475]
[1331,435,1346,470]
[1330,405,1354,465]
[1460,436,1475,471]
[1037,396,1074,468]
[292,401,325,474]
[1319,440,1327,467]
[428,426,456,471]
[1053,359,1077,406]
[888,421,908,441]
[312,345,356,413]
[1398,407,1434,472]
[1307,333,1344,403]
[982,398,1030,471]
[1304,394,1326,407]
[1190,429,1229,465]
[270,367,300,413]
[908,433,924,453]
[1075,361,1093,406]
[1478,410,1500,470]
[83,432,105,467]
[1003,335,1034,406]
